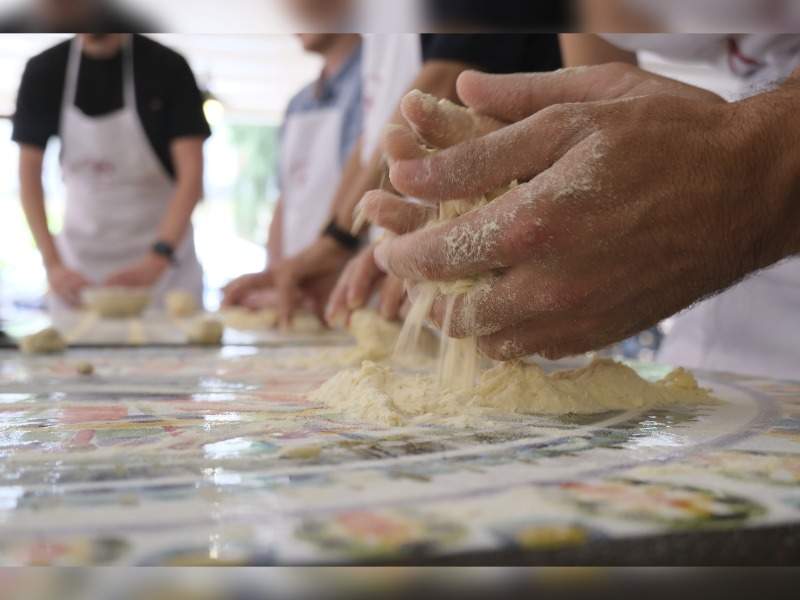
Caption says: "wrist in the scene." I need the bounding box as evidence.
[737,82,800,262]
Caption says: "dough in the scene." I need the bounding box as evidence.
[83,287,150,319]
[165,290,199,318]
[19,328,67,355]
[279,445,322,460]
[219,307,278,331]
[76,361,95,376]
[311,358,714,427]
[285,312,324,334]
[187,318,224,346]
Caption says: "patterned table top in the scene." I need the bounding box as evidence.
[0,345,798,565]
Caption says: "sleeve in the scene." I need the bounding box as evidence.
[163,53,211,141]
[11,57,62,148]
[420,33,562,74]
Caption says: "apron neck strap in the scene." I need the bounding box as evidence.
[63,35,136,112]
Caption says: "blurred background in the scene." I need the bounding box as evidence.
[0,34,321,312]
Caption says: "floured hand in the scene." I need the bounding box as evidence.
[372,65,800,359]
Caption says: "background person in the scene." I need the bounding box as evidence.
[13,33,210,311]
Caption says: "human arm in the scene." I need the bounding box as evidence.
[19,144,91,306]
[369,64,800,360]
[105,137,204,287]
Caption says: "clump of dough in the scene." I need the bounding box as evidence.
[83,287,150,319]
[284,312,324,334]
[310,358,714,427]
[219,307,278,331]
[165,290,199,318]
[187,318,224,346]
[19,328,67,355]
[76,361,95,376]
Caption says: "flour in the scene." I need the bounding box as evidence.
[311,358,713,427]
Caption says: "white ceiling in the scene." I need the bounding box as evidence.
[0,34,322,123]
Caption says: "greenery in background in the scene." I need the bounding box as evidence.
[229,124,280,244]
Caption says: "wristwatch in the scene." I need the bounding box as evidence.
[151,240,176,264]
[322,219,361,252]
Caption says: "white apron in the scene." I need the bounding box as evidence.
[603,33,800,379]
[55,36,203,312]
[279,107,348,258]
[360,34,422,164]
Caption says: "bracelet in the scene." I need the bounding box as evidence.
[322,219,361,252]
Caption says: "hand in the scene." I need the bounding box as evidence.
[325,241,409,325]
[274,237,354,328]
[105,253,169,289]
[221,269,275,308]
[371,64,799,360]
[47,263,91,306]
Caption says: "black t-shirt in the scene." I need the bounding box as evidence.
[426,0,574,31]
[421,33,562,74]
[12,35,210,178]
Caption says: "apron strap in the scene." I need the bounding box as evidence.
[61,35,136,114]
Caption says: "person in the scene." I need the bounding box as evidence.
[263,32,564,328]
[363,26,800,380]
[0,0,157,32]
[221,33,363,313]
[13,34,210,311]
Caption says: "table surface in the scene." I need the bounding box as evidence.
[1,339,799,566]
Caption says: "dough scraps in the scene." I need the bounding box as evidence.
[19,327,67,355]
[83,287,150,319]
[166,290,199,318]
[310,358,714,427]
[187,318,225,346]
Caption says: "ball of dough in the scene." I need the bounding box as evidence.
[83,287,150,319]
[19,327,67,355]
[286,312,323,334]
[187,318,224,346]
[219,308,278,331]
[76,361,95,376]
[165,290,199,318]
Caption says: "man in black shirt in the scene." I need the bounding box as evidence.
[13,34,210,309]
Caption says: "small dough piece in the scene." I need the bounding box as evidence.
[187,318,224,346]
[83,287,150,319]
[284,312,324,334]
[19,328,67,355]
[76,361,95,376]
[219,307,278,331]
[166,290,199,318]
[279,445,322,460]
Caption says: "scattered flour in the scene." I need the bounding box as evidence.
[310,358,713,427]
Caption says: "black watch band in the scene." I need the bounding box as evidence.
[151,241,176,263]
[322,219,361,252]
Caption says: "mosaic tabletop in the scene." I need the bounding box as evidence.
[0,342,799,566]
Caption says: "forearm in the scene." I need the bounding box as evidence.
[559,34,637,68]
[739,72,800,264]
[158,138,204,248]
[267,199,284,266]
[19,146,60,268]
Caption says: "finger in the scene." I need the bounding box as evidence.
[457,66,630,124]
[325,259,356,325]
[276,274,299,330]
[400,89,504,149]
[477,316,604,361]
[388,102,592,201]
[360,190,436,235]
[346,247,382,311]
[373,177,550,282]
[379,275,406,321]
[382,124,429,161]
